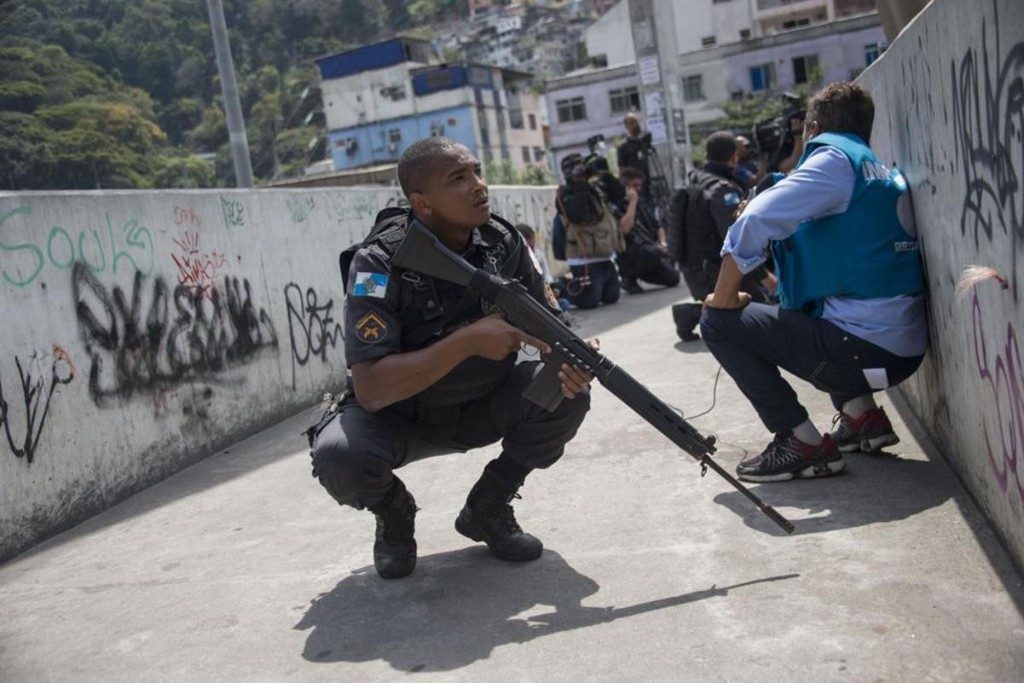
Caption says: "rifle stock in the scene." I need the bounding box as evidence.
[392,220,794,534]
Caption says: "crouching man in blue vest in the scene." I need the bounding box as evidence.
[700,82,926,482]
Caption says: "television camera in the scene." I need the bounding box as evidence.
[752,92,806,173]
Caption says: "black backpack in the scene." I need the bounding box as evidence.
[337,207,407,291]
[667,170,732,268]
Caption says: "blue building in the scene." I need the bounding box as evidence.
[316,38,548,174]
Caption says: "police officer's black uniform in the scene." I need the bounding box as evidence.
[669,161,771,340]
[309,208,591,577]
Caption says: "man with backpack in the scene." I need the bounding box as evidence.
[553,153,626,309]
[668,131,775,341]
[307,137,594,579]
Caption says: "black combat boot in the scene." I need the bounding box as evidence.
[368,478,417,579]
[455,469,543,562]
[672,302,702,342]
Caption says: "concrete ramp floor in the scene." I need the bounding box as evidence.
[2,287,1023,680]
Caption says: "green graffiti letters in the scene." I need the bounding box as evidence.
[0,207,43,287]
[0,205,154,288]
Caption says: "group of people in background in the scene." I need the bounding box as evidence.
[531,113,766,320]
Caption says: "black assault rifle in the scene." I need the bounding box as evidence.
[392,220,794,534]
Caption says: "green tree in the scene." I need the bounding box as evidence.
[35,99,167,188]
[485,158,521,185]
[151,152,216,188]
[521,164,555,186]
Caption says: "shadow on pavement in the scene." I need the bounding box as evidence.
[713,453,958,536]
[294,547,798,673]
[673,339,710,353]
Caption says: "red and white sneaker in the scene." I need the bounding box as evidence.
[830,407,900,453]
[736,434,845,483]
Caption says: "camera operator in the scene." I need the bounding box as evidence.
[552,153,624,309]
[668,131,774,341]
[701,82,927,483]
[614,168,679,294]
[617,113,652,192]
[754,94,808,174]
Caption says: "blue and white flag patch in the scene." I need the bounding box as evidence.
[353,272,389,298]
[723,191,741,207]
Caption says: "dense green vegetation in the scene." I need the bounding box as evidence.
[0,0,467,189]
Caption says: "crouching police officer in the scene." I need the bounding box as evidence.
[308,137,593,579]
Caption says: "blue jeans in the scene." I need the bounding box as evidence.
[700,303,923,434]
[568,261,620,309]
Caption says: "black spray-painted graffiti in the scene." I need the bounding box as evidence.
[72,262,278,406]
[0,346,76,463]
[950,9,1024,298]
[285,283,344,389]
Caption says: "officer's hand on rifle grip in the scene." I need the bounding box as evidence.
[463,313,551,361]
[556,337,599,399]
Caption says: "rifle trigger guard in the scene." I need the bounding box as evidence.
[699,458,709,477]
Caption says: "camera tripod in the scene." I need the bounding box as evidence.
[644,141,675,223]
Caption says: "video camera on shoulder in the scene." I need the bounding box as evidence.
[752,91,806,172]
[558,150,626,225]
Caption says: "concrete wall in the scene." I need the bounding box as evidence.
[858,0,1024,566]
[0,185,556,563]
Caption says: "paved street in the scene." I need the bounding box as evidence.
[2,287,1023,681]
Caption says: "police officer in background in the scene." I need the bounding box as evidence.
[309,137,594,579]
[669,131,774,341]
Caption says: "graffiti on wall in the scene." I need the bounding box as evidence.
[324,193,391,234]
[171,231,230,300]
[0,346,76,463]
[285,283,344,389]
[972,290,1024,508]
[0,206,154,288]
[288,196,317,223]
[172,206,201,228]
[950,12,1024,299]
[72,262,278,406]
[220,196,245,230]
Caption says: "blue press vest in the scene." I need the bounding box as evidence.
[771,132,923,316]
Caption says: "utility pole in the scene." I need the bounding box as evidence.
[627,0,690,196]
[206,0,254,188]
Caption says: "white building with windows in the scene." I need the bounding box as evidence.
[549,9,886,172]
[316,37,548,173]
[585,0,880,66]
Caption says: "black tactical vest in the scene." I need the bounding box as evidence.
[340,209,527,421]
[682,169,737,269]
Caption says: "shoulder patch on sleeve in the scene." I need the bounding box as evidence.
[722,191,741,207]
[355,312,387,343]
[353,272,389,298]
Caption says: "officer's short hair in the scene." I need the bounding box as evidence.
[807,82,874,143]
[705,131,737,164]
[397,137,467,198]
[619,168,646,184]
